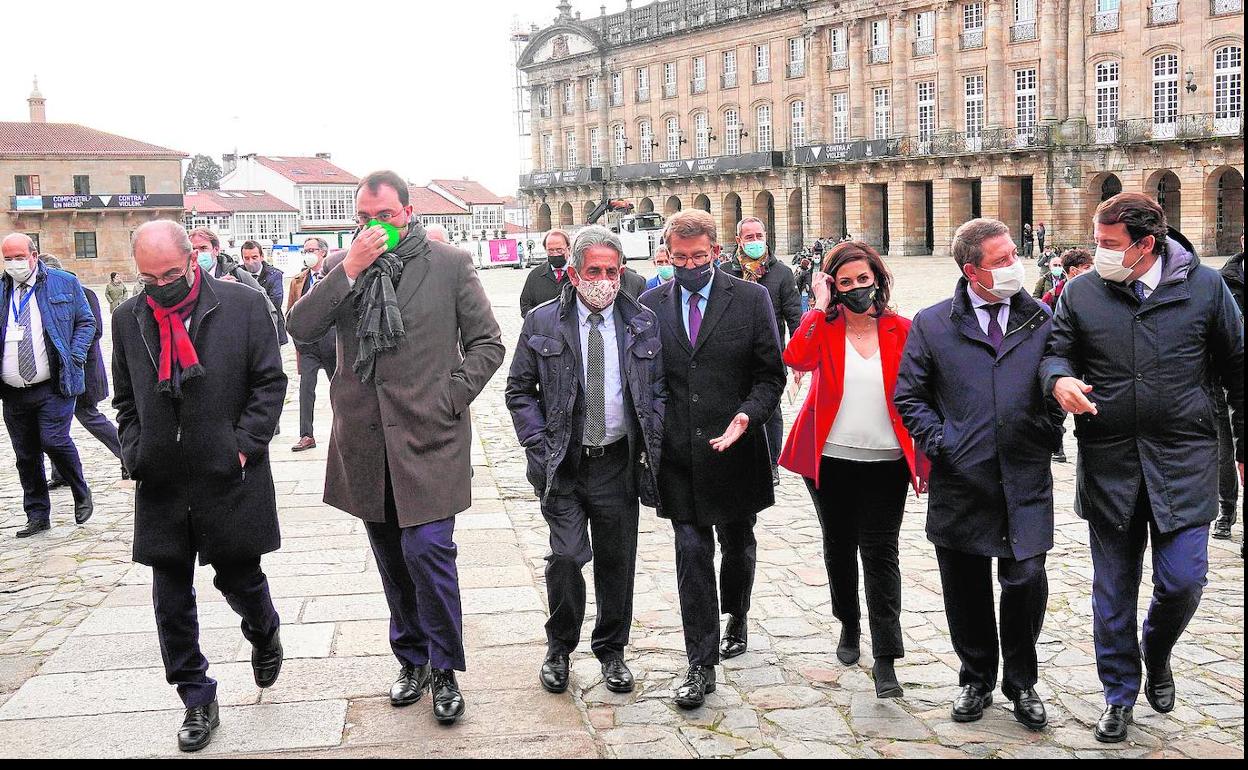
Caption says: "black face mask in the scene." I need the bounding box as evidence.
[675,262,715,294]
[547,254,568,269]
[145,263,195,308]
[837,285,877,315]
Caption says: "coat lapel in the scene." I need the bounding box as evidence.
[133,294,161,373]
[692,272,734,356]
[559,299,585,389]
[395,253,432,311]
[189,276,222,343]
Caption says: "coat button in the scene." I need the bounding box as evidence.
[692,394,700,403]
[997,420,1005,428]
[691,362,698,369]
[696,428,704,437]
[369,424,378,431]
[1012,538,1019,544]
[543,348,549,354]
[1136,374,1144,381]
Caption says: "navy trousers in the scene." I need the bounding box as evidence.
[48,398,122,483]
[672,517,757,667]
[1090,491,1209,707]
[363,468,465,671]
[152,556,280,708]
[1,381,90,524]
[764,404,783,467]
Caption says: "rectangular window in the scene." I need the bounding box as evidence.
[755,43,771,82]
[74,232,98,259]
[636,67,650,100]
[829,27,848,69]
[724,109,741,155]
[667,118,682,160]
[664,62,677,97]
[965,74,986,136]
[964,2,985,29]
[611,72,624,105]
[1095,62,1120,130]
[788,36,806,77]
[692,56,707,93]
[130,175,146,195]
[790,101,806,147]
[589,127,602,166]
[639,121,654,163]
[915,10,935,39]
[14,175,40,196]
[614,125,628,165]
[1014,0,1036,21]
[542,134,555,170]
[1152,55,1179,131]
[870,19,890,63]
[695,113,711,159]
[873,88,891,139]
[917,82,936,140]
[756,105,773,152]
[1015,68,1038,129]
[722,49,738,88]
[73,175,90,196]
[832,92,849,142]
[566,130,578,167]
[1215,46,1243,122]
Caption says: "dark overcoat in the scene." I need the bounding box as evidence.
[82,287,109,405]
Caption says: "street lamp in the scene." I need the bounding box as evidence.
[1185,68,1197,93]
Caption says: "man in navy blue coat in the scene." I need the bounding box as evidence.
[1042,193,1244,744]
[896,218,1063,731]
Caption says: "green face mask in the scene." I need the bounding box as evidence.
[741,241,767,260]
[368,220,403,252]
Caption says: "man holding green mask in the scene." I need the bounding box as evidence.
[721,218,802,489]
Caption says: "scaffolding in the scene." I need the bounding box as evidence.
[511,18,533,241]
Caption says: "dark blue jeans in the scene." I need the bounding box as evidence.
[1,381,90,523]
[1090,492,1209,707]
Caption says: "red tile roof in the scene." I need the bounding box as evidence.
[186,190,299,215]
[0,122,185,158]
[430,179,505,206]
[255,156,359,185]
[408,186,469,216]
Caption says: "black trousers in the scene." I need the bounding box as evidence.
[49,398,122,483]
[1214,387,1240,522]
[935,546,1048,698]
[541,439,639,660]
[297,347,336,439]
[1,381,90,523]
[804,456,908,659]
[764,404,783,467]
[672,517,757,667]
[152,556,279,708]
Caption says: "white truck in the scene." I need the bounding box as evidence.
[610,212,666,262]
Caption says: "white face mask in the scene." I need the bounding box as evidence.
[303,253,320,269]
[575,278,620,311]
[977,259,1025,300]
[4,259,33,284]
[1094,240,1146,284]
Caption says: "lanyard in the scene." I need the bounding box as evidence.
[10,284,34,324]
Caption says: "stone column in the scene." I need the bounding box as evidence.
[810,28,829,143]
[848,20,867,139]
[932,177,956,257]
[890,10,910,138]
[845,181,866,242]
[936,2,956,132]
[1039,0,1060,123]
[986,0,1007,129]
[531,85,545,170]
[1066,0,1087,132]
[980,174,1001,221]
[1054,0,1069,122]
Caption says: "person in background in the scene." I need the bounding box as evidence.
[425,224,450,244]
[780,242,925,700]
[645,246,674,292]
[239,240,285,318]
[1021,223,1035,262]
[188,229,285,343]
[1036,222,1047,255]
[1214,234,1244,543]
[286,239,338,453]
[1042,193,1243,744]
[1033,254,1063,300]
[1041,248,1094,312]
[620,261,647,300]
[105,272,129,315]
[795,258,814,313]
[520,230,572,317]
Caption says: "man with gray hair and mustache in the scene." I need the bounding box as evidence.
[506,225,665,696]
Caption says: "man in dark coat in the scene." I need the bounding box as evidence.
[639,210,785,710]
[520,230,572,317]
[189,228,287,345]
[720,217,802,485]
[1042,194,1244,744]
[113,221,287,753]
[620,263,647,300]
[1214,235,1244,541]
[506,226,665,698]
[1,235,96,538]
[240,240,285,316]
[285,238,338,453]
[288,171,504,726]
[895,218,1062,732]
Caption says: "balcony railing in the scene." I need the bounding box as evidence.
[828,52,849,71]
[753,67,771,84]
[1092,10,1120,32]
[586,97,602,110]
[787,60,806,78]
[663,83,677,98]
[691,77,707,94]
[610,92,624,107]
[912,38,935,57]
[960,29,984,49]
[1148,2,1179,24]
[1010,20,1038,42]
[562,102,575,116]
[636,88,650,103]
[721,72,738,88]
[869,46,890,64]
[1210,0,1242,15]
[1095,113,1246,144]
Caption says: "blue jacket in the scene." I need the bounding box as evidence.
[1,264,95,399]
[505,285,666,510]
[895,280,1064,560]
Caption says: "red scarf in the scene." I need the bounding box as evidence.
[146,269,205,396]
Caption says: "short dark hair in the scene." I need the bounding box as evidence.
[240,240,263,256]
[357,170,409,206]
[1060,247,1093,273]
[109,271,119,281]
[1095,192,1168,252]
[821,241,894,318]
[951,218,1011,269]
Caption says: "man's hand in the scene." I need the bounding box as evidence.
[239,452,248,468]
[343,226,391,281]
[219,275,238,283]
[710,413,750,453]
[1053,377,1098,416]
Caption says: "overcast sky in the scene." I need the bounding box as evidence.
[1,0,631,198]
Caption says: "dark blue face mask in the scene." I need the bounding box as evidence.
[675,262,715,294]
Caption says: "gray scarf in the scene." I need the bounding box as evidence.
[352,224,431,383]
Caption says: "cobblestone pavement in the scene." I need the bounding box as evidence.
[0,258,1241,758]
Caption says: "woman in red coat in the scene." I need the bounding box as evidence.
[779,241,925,700]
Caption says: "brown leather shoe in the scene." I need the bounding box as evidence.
[291,436,317,452]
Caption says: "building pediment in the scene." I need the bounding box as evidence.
[519,24,603,69]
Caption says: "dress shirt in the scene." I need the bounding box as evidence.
[966,285,1011,337]
[680,274,714,341]
[1134,255,1165,300]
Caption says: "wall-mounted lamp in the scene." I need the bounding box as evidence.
[1185,68,1198,93]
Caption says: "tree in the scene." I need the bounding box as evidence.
[184,154,224,192]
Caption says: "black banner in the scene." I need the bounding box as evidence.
[611,151,784,181]
[43,193,185,210]
[520,168,603,189]
[794,140,901,165]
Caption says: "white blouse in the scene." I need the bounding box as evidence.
[822,344,903,462]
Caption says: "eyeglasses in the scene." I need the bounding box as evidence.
[356,211,399,226]
[669,253,713,268]
[301,250,323,256]
[137,258,192,286]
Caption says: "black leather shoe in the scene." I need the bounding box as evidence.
[16,520,50,539]
[390,663,431,706]
[1144,662,1176,714]
[540,654,570,694]
[251,631,283,688]
[951,684,994,723]
[177,700,219,753]
[673,665,716,710]
[771,466,781,487]
[430,669,465,724]
[1212,515,1233,540]
[73,494,93,525]
[47,477,68,491]
[1094,705,1133,743]
[872,657,903,699]
[601,656,634,694]
[720,615,748,660]
[1010,687,1048,730]
[836,625,861,666]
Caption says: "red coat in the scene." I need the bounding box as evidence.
[779,309,928,493]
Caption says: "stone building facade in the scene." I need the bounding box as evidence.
[517,0,1244,258]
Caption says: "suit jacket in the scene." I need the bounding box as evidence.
[639,271,786,526]
[287,230,505,527]
[520,262,566,317]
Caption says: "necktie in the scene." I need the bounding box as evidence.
[555,269,565,283]
[1132,280,1148,303]
[985,304,1004,352]
[16,285,37,382]
[688,293,703,346]
[584,313,606,447]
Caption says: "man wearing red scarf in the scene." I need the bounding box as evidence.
[112,220,288,753]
